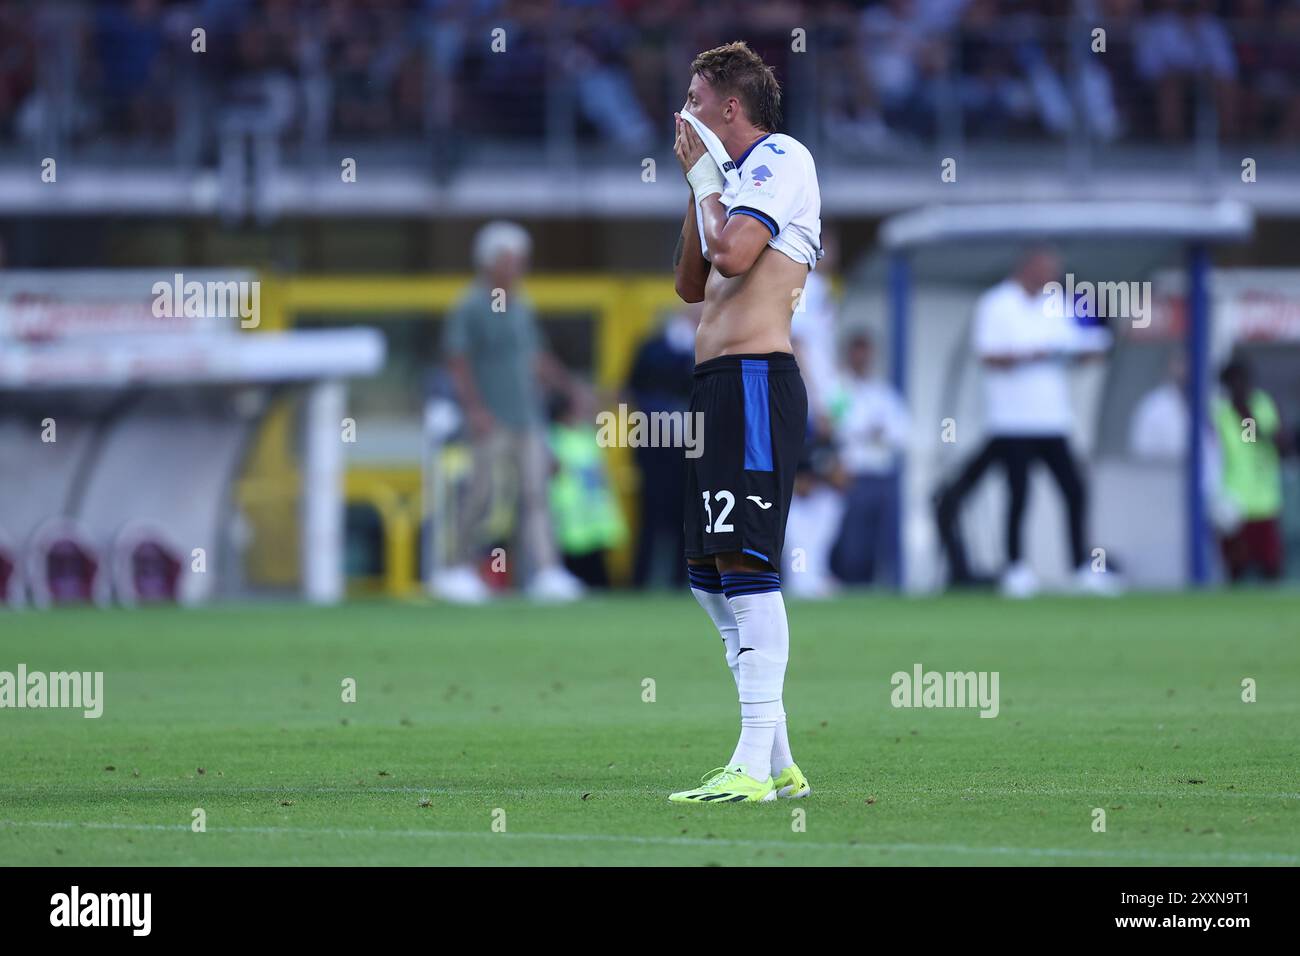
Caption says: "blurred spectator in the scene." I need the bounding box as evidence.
[829,330,909,588]
[1274,1,1300,142]
[1235,0,1300,143]
[782,226,847,596]
[791,226,841,435]
[859,0,948,141]
[324,1,415,135]
[1213,357,1290,581]
[1087,0,1144,137]
[935,245,1113,597]
[0,2,36,141]
[220,2,300,139]
[566,4,654,149]
[1129,352,1189,461]
[94,0,171,139]
[465,0,549,138]
[1136,0,1239,141]
[820,2,896,154]
[620,0,687,129]
[1128,351,1225,531]
[626,305,698,588]
[435,221,588,604]
[1020,0,1121,141]
[782,433,845,599]
[957,0,1023,139]
[547,385,627,589]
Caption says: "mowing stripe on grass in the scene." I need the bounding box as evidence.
[0,784,1296,800]
[2,820,1295,864]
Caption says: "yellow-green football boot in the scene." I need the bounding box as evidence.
[772,764,811,799]
[668,764,777,803]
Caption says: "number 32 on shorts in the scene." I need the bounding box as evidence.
[702,489,735,534]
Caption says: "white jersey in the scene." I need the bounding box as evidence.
[972,278,1076,437]
[696,132,822,270]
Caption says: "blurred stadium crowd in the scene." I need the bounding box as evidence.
[3,0,1300,159]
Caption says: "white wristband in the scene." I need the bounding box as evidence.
[685,153,725,202]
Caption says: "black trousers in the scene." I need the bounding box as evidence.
[936,435,1087,581]
[632,443,686,588]
[563,550,611,589]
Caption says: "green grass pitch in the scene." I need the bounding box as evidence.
[1,591,1296,866]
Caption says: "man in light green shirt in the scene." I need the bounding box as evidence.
[443,282,544,431]
[435,221,586,604]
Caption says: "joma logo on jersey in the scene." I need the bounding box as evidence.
[750,165,773,186]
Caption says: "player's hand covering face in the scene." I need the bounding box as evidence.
[673,114,708,176]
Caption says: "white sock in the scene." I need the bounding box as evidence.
[771,721,794,776]
[687,565,740,687]
[721,571,790,783]
[689,565,795,779]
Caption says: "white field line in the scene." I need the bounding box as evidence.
[892,786,1300,800]
[0,819,1296,864]
[0,784,1295,800]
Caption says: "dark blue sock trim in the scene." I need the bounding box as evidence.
[687,565,724,593]
[720,570,781,598]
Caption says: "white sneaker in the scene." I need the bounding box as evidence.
[1000,562,1039,599]
[1074,565,1122,597]
[526,565,584,603]
[430,565,490,605]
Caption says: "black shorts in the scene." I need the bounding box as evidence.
[683,352,808,567]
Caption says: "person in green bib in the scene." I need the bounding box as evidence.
[547,390,628,589]
[1213,358,1291,581]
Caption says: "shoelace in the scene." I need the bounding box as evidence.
[698,767,740,787]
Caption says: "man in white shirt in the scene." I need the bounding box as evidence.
[936,245,1110,597]
[1129,352,1188,461]
[831,330,909,587]
[1128,351,1224,519]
